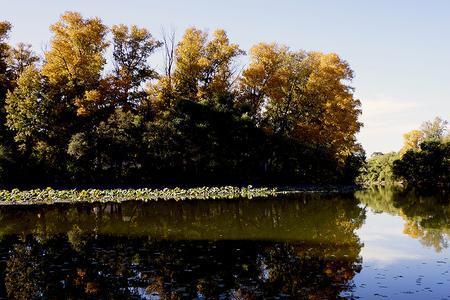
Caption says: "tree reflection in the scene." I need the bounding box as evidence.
[356,187,450,252]
[0,195,364,299]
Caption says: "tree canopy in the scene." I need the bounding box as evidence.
[0,12,364,186]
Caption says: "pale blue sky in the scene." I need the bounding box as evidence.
[1,0,449,154]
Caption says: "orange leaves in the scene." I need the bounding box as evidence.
[239,45,361,159]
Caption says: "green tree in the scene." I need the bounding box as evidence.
[358,152,399,185]
[393,140,450,190]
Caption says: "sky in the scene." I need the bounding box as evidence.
[1,0,449,155]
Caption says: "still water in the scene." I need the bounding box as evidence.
[0,188,448,299]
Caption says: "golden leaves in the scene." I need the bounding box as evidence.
[42,12,108,87]
[173,27,243,101]
[239,45,361,159]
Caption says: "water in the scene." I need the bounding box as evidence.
[0,188,448,299]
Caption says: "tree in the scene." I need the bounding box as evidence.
[173,27,207,100]
[173,28,243,104]
[5,66,55,156]
[239,45,362,160]
[420,117,448,141]
[400,129,424,155]
[7,43,39,80]
[42,11,108,122]
[198,29,244,102]
[74,24,161,118]
[393,140,450,190]
[0,21,11,102]
[238,43,288,121]
[110,24,161,109]
[42,12,108,89]
[0,21,13,178]
[358,152,399,185]
[0,21,13,139]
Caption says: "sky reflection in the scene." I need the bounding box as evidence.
[353,208,450,299]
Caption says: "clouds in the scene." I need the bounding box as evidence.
[357,95,425,155]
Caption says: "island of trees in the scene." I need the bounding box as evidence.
[0,12,364,186]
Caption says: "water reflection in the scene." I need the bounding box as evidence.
[354,187,450,299]
[0,190,449,299]
[356,187,450,252]
[0,195,364,299]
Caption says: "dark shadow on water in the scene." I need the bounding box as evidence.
[0,194,364,299]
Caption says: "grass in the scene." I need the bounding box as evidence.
[0,186,277,205]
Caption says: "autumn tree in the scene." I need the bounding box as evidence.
[172,28,243,104]
[299,52,361,158]
[239,44,361,159]
[109,24,161,110]
[171,28,207,100]
[42,12,108,88]
[7,43,39,81]
[4,12,109,173]
[400,117,449,155]
[238,43,288,121]
[42,11,108,118]
[400,129,424,155]
[74,24,161,119]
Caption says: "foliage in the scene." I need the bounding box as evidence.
[358,152,399,185]
[363,117,450,190]
[420,117,448,140]
[0,186,277,204]
[0,12,364,186]
[393,140,450,190]
[0,143,12,180]
[238,44,362,160]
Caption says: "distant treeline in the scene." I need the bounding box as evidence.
[359,117,450,190]
[0,12,363,186]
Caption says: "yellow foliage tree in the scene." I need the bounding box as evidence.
[239,44,361,159]
[42,12,108,89]
[299,52,361,158]
[238,43,288,120]
[400,129,424,155]
[173,27,243,102]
